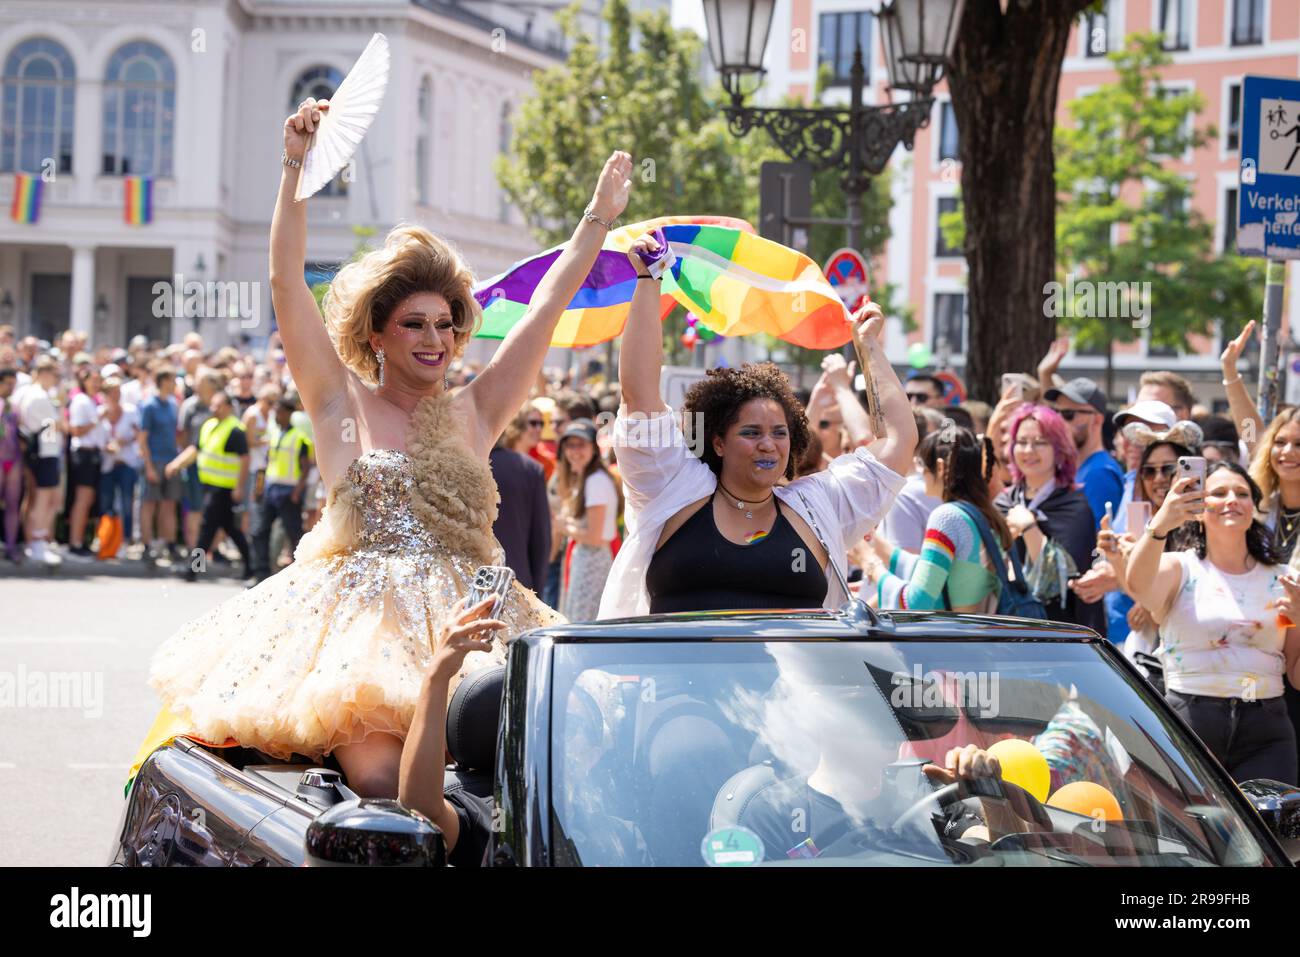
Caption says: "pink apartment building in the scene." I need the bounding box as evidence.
[763,0,1300,403]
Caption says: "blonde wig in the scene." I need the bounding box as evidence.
[322,224,482,385]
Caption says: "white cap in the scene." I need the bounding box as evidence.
[101,363,123,378]
[1113,400,1176,430]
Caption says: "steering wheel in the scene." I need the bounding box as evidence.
[891,774,1054,835]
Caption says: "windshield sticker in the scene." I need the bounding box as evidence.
[701,826,765,867]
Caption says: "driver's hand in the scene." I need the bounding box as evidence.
[921,744,1001,786]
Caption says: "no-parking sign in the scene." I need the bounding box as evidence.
[1238,75,1300,259]
[824,248,870,314]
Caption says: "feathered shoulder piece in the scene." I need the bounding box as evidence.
[407,392,500,565]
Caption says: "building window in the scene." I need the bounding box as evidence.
[290,66,347,196]
[1,38,75,174]
[1083,1,1111,57]
[1226,82,1241,151]
[935,197,961,257]
[102,41,175,177]
[818,11,871,85]
[931,292,966,354]
[1159,0,1190,51]
[1231,0,1264,46]
[1151,85,1191,158]
[1224,187,1238,253]
[498,101,512,223]
[415,75,432,204]
[938,101,959,162]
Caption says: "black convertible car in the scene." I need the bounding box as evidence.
[112,606,1300,867]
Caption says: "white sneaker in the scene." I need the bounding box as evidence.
[42,548,62,567]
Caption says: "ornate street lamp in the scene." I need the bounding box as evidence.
[702,0,964,250]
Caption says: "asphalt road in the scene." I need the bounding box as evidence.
[0,574,244,866]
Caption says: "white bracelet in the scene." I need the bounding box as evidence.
[1222,375,1242,386]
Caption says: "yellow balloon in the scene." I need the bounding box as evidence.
[1048,781,1123,821]
[987,738,1051,803]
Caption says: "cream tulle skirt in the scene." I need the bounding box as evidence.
[148,544,562,761]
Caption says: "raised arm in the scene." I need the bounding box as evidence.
[852,302,917,477]
[269,98,349,419]
[398,598,504,853]
[1221,320,1265,455]
[1126,475,1201,620]
[618,230,669,415]
[466,152,634,448]
[822,354,873,448]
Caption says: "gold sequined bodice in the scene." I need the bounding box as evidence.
[344,449,434,552]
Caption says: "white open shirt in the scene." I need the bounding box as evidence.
[597,404,906,620]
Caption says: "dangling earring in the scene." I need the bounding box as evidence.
[376,349,385,387]
[443,374,449,392]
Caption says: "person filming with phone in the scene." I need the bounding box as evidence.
[1121,459,1300,785]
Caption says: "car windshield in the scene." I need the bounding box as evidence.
[549,640,1277,867]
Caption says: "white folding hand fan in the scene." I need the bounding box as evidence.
[295,32,391,201]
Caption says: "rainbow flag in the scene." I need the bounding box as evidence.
[123,175,153,225]
[474,215,855,350]
[10,172,42,223]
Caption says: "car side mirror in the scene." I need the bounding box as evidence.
[1239,779,1300,863]
[305,798,447,867]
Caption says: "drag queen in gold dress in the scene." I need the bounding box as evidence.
[149,96,634,796]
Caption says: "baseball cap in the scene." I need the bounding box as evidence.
[559,418,598,445]
[1112,400,1176,430]
[1044,377,1106,414]
[101,363,123,378]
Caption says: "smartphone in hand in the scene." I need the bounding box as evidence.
[467,565,515,620]
[1177,456,1207,494]
[1126,500,1152,533]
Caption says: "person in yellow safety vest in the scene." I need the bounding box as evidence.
[249,396,314,585]
[181,390,251,582]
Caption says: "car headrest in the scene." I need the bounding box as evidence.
[447,665,504,772]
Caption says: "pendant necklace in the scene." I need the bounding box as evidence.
[717,481,773,520]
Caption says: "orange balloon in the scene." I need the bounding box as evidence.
[1047,781,1123,821]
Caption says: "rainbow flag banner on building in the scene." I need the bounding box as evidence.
[123,175,154,225]
[473,215,856,350]
[10,172,43,224]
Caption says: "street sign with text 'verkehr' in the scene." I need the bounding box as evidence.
[1238,75,1300,260]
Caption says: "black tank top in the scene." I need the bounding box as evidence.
[646,494,829,614]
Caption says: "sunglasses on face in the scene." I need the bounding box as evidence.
[905,392,935,404]
[1054,408,1098,421]
[1141,463,1177,480]
[526,419,544,428]
[818,419,842,431]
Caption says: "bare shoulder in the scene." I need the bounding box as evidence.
[655,495,712,551]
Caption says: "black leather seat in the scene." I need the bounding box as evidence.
[444,665,504,800]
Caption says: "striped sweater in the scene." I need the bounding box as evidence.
[877,501,1001,612]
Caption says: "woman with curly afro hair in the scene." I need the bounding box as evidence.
[596,230,917,618]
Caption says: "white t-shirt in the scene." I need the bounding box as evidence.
[100,404,142,470]
[1160,552,1289,699]
[17,384,59,458]
[583,470,619,542]
[120,378,144,407]
[69,393,103,451]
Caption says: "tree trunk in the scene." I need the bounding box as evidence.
[948,0,1093,401]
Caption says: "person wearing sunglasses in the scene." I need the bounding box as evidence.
[1045,377,1123,535]
[903,373,947,411]
[1093,427,1203,656]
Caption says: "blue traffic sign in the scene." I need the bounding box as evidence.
[1238,75,1300,260]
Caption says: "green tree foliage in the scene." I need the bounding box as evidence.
[1053,33,1262,368]
[496,0,898,371]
